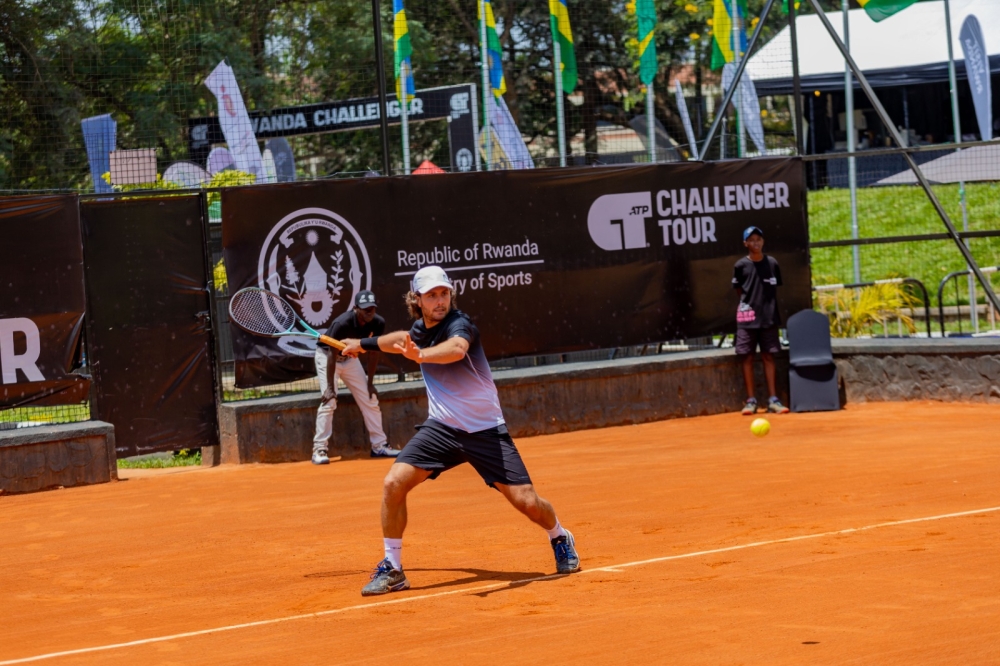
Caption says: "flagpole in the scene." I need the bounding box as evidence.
[647,83,656,163]
[732,0,745,158]
[944,0,975,332]
[479,0,493,171]
[370,0,391,176]
[788,0,804,156]
[843,0,860,283]
[401,65,411,175]
[554,39,567,167]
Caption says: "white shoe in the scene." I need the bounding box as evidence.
[312,451,330,465]
[370,445,400,458]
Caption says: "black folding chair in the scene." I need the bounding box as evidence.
[787,309,840,413]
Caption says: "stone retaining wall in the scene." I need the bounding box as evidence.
[209,338,1000,466]
[0,422,117,494]
[214,349,788,464]
[833,339,1000,404]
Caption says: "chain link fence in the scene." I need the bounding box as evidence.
[5,0,1000,423]
[805,143,1000,338]
[3,0,804,191]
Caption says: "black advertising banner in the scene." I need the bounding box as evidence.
[0,195,90,407]
[81,197,219,456]
[223,158,810,388]
[189,84,478,171]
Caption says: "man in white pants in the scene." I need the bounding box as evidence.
[313,291,399,464]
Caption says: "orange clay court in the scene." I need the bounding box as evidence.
[2,401,999,665]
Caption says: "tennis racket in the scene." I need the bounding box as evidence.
[228,287,347,351]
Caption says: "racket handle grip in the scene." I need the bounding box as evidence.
[319,335,347,351]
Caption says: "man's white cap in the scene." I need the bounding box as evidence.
[411,265,453,294]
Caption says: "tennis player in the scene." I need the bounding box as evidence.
[340,265,580,596]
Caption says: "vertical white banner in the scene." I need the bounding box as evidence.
[204,61,263,180]
[674,80,698,158]
[722,63,767,155]
[959,15,992,141]
[483,94,534,169]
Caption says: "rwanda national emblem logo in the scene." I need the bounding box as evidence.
[257,207,372,356]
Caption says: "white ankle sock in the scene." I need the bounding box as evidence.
[384,538,402,570]
[545,519,567,541]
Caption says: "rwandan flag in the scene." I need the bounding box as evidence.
[549,0,577,94]
[393,0,414,102]
[857,0,918,22]
[634,0,657,85]
[478,0,506,97]
[711,0,748,71]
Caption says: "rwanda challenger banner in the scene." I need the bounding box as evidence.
[549,0,577,93]
[0,196,90,407]
[711,0,748,71]
[857,0,917,22]
[479,0,506,97]
[222,159,810,388]
[393,0,415,101]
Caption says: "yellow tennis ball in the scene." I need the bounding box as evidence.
[750,418,770,438]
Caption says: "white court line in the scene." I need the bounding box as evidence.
[3,505,998,665]
[393,259,544,277]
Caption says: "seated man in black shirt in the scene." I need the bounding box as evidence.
[732,226,789,416]
[312,290,399,464]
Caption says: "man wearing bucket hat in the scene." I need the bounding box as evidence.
[340,265,580,596]
[312,290,399,464]
[732,226,789,416]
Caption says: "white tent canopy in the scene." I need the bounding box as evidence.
[748,0,1000,95]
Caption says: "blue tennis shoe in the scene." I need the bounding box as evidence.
[551,530,580,574]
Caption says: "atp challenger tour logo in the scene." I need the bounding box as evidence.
[258,208,372,356]
[587,181,790,251]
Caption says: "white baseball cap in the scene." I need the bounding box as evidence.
[411,265,453,294]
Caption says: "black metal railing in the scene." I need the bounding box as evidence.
[936,266,1000,337]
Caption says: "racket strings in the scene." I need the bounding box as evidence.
[230,288,298,335]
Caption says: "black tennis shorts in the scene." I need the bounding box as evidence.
[395,419,532,488]
[735,326,782,355]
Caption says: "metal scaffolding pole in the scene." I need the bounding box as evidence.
[370,0,391,175]
[944,0,976,331]
[788,0,804,156]
[843,0,860,283]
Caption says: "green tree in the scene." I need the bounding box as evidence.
[2,0,802,189]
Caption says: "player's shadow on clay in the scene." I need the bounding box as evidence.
[406,567,557,596]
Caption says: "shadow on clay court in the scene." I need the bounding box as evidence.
[405,568,557,596]
[303,567,556,596]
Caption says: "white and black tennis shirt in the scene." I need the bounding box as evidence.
[409,309,505,433]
